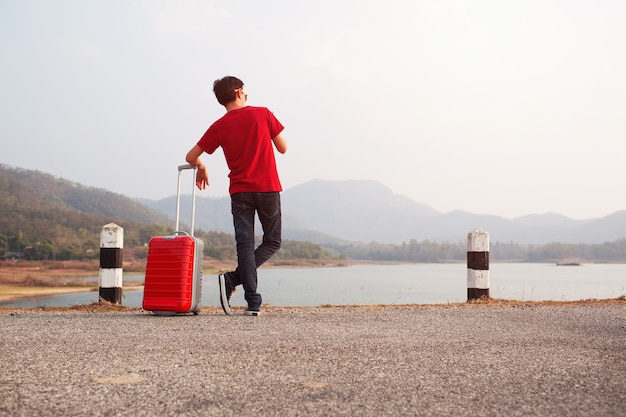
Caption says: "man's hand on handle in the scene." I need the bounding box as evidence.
[195,165,209,190]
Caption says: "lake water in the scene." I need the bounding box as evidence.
[1,263,625,308]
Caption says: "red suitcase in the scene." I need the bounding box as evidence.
[142,164,204,315]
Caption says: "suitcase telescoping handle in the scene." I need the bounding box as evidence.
[175,164,198,237]
[163,231,192,240]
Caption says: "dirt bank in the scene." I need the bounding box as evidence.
[0,258,348,302]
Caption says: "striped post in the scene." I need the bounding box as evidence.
[99,223,124,304]
[467,229,489,301]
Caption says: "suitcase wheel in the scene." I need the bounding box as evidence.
[153,311,176,317]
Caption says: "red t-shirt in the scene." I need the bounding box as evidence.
[197,106,284,195]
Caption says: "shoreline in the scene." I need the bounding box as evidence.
[0,258,347,302]
[0,285,145,303]
[0,285,99,302]
[2,259,625,305]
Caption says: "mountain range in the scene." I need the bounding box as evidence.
[141,179,626,245]
[2,164,624,246]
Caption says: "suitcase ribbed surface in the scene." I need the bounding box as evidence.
[143,236,195,312]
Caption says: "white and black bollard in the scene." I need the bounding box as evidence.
[99,223,124,304]
[467,229,489,301]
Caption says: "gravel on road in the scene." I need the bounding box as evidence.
[1,302,625,417]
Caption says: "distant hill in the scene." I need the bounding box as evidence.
[0,165,342,262]
[0,164,171,248]
[283,179,439,243]
[3,164,625,246]
[143,179,626,245]
[136,195,233,233]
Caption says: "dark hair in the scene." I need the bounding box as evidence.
[213,76,244,105]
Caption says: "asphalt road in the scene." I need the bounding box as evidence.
[1,303,625,417]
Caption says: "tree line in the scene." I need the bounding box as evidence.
[3,224,626,263]
[0,225,339,262]
[328,239,626,263]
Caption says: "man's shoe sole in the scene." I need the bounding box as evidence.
[244,310,260,316]
[218,274,231,316]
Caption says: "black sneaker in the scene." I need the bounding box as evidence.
[244,309,260,317]
[218,272,236,315]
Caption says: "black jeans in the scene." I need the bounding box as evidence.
[230,192,282,309]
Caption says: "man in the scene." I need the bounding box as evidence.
[186,76,287,316]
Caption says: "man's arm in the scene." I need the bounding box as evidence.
[185,145,209,189]
[272,133,287,154]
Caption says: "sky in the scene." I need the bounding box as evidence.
[1,0,625,220]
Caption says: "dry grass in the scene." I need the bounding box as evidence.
[463,295,626,307]
[0,260,141,302]
[3,297,624,316]
[0,258,337,303]
[0,260,99,284]
[316,296,626,311]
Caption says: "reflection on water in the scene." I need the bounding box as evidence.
[1,263,625,308]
